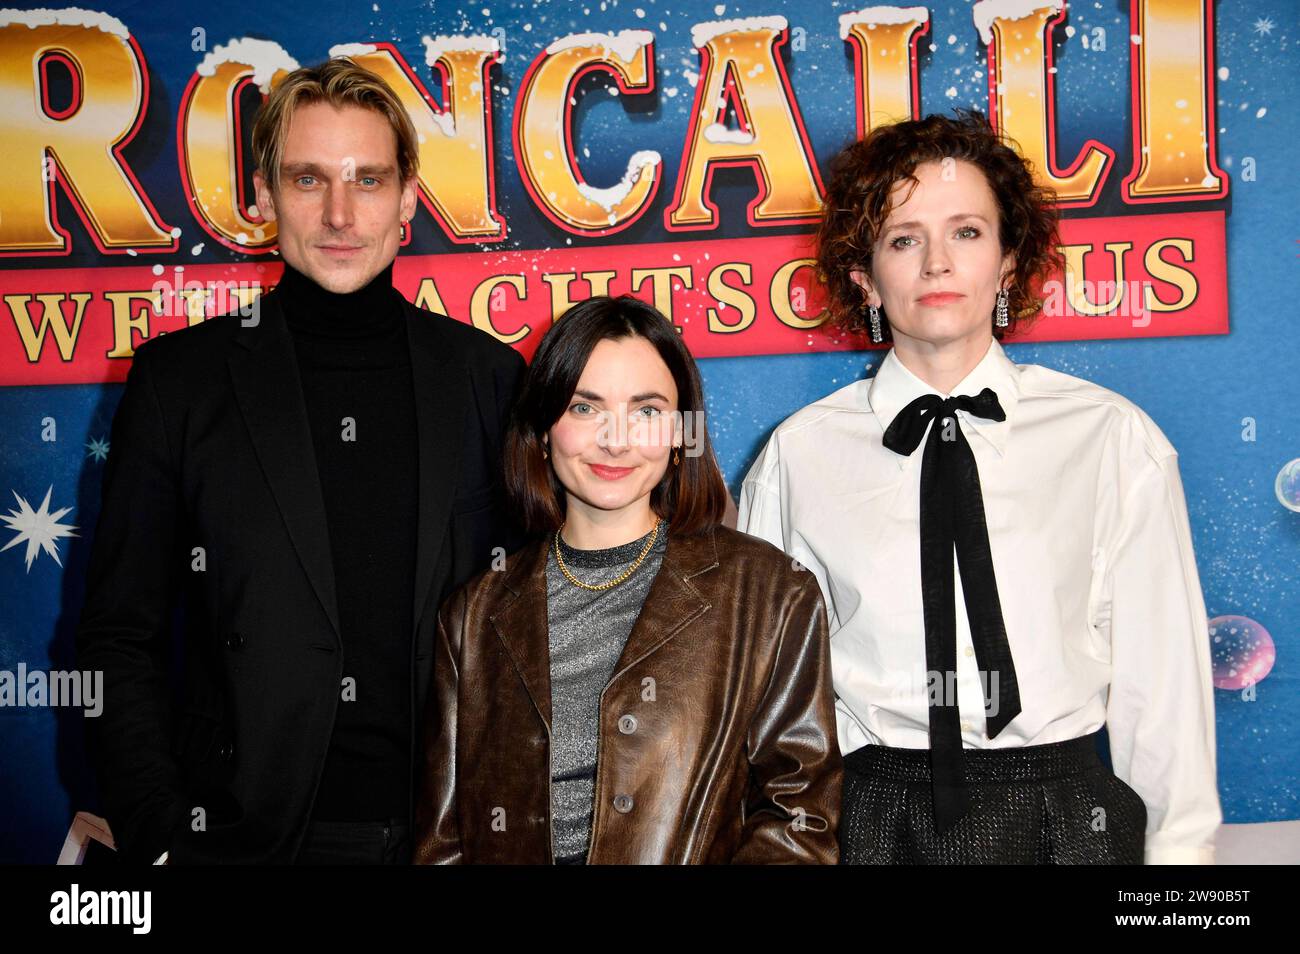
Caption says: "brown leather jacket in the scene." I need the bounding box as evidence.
[413,524,841,864]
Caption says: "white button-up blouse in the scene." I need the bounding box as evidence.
[737,338,1221,864]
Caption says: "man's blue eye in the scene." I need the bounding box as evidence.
[571,402,592,414]
[637,406,661,417]
[297,176,316,186]
[360,177,379,186]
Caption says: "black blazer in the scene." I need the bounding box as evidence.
[75,289,524,863]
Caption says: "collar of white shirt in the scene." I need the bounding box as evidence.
[867,338,1022,468]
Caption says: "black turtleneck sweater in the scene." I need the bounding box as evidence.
[279,262,416,823]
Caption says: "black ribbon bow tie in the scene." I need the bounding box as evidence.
[882,386,1022,834]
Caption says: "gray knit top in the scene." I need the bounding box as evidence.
[544,521,668,864]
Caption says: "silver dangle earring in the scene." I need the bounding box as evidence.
[995,288,1009,328]
[868,304,883,344]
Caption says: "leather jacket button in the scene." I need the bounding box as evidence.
[617,714,637,735]
[534,734,546,748]
[613,794,634,814]
[218,742,234,762]
[225,632,243,651]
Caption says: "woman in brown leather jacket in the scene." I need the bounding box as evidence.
[414,295,841,864]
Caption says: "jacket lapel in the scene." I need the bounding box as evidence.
[487,527,722,731]
[490,537,553,729]
[227,292,340,641]
[405,300,468,634]
[228,294,469,644]
[608,528,718,681]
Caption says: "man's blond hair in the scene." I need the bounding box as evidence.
[251,57,419,189]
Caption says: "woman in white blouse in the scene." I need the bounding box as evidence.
[737,109,1220,864]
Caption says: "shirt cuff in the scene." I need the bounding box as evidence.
[153,851,169,865]
[1145,843,1215,865]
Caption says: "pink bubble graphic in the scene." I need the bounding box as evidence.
[1277,458,1300,513]
[1209,615,1276,691]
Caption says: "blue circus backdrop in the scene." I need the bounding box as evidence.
[0,0,1297,862]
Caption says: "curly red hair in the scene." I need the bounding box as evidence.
[815,108,1063,342]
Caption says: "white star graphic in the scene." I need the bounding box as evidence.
[1252,16,1275,36]
[1,486,78,572]
[86,437,110,462]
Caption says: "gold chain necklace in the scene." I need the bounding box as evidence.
[554,521,661,592]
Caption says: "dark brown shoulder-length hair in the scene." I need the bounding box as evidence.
[815,108,1063,343]
[503,294,730,537]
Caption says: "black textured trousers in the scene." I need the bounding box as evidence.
[839,731,1147,864]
